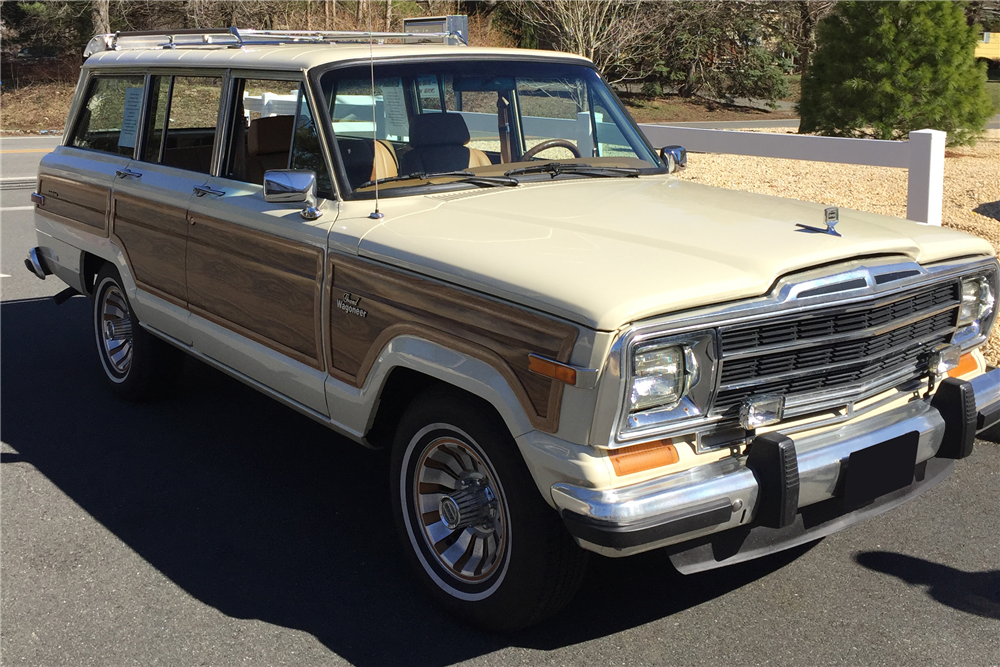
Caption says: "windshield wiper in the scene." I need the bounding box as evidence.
[358,170,518,189]
[503,162,641,178]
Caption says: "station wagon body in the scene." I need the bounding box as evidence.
[25,26,1000,630]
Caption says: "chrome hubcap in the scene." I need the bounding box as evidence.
[414,437,506,582]
[100,285,133,375]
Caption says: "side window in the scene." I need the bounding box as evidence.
[139,75,221,174]
[290,91,333,196]
[70,75,145,156]
[223,79,333,196]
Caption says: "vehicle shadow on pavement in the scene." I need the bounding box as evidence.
[855,551,1000,621]
[1,296,813,666]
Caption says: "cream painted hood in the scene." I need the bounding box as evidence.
[358,176,994,331]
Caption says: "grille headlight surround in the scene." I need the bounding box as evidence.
[624,331,717,433]
[954,269,998,348]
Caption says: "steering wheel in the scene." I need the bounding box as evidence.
[520,139,582,161]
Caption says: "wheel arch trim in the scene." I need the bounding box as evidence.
[327,334,537,443]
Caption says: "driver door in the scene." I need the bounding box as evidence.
[185,76,337,416]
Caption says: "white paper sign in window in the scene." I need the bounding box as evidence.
[417,75,440,102]
[118,87,144,149]
[381,78,409,140]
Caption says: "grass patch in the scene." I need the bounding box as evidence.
[1,82,76,133]
[986,81,1000,114]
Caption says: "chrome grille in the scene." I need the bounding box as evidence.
[713,280,961,417]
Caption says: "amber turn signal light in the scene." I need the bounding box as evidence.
[610,439,679,476]
[948,352,979,378]
[527,354,577,385]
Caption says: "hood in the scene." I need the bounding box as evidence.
[358,176,994,331]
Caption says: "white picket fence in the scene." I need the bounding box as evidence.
[639,125,947,226]
[246,90,947,226]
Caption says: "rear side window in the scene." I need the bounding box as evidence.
[140,75,222,175]
[70,75,145,156]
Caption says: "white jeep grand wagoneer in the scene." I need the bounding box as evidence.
[25,25,1000,631]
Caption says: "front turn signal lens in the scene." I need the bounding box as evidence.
[528,354,577,385]
[948,352,979,378]
[610,439,679,476]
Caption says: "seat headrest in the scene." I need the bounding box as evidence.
[248,115,295,156]
[408,113,471,148]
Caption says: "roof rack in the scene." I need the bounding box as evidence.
[83,22,468,58]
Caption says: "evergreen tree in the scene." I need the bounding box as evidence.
[798,1,993,146]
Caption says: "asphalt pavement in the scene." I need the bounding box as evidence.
[2,137,999,667]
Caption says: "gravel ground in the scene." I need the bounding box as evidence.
[676,128,1000,365]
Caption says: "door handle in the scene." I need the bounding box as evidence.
[115,168,142,179]
[193,185,225,197]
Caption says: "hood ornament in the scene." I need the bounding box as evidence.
[796,207,841,237]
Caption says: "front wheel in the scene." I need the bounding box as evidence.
[390,387,588,631]
[93,263,181,400]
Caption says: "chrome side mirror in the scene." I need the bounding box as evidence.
[659,145,687,173]
[263,169,322,220]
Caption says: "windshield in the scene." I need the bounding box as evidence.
[314,59,663,196]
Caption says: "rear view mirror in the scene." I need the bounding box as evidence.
[263,169,322,220]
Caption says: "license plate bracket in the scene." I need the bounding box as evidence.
[842,431,919,509]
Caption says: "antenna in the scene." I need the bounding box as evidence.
[367,12,384,220]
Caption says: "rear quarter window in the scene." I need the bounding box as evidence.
[70,75,145,156]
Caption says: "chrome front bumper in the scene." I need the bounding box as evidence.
[553,367,1000,564]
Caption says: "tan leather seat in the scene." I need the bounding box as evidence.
[372,139,398,182]
[398,113,491,175]
[246,115,295,184]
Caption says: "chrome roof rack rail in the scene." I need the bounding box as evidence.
[83,22,468,58]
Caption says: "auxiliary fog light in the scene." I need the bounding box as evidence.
[928,343,961,376]
[739,395,785,430]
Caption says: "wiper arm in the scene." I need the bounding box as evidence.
[503,162,641,178]
[357,170,518,189]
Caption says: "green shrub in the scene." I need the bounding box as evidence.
[798,1,993,146]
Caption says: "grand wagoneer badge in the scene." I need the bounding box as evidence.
[337,292,368,318]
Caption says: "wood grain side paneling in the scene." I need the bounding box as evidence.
[328,256,578,433]
[112,192,188,303]
[38,175,109,234]
[186,214,325,369]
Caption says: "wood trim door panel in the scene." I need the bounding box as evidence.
[37,175,109,234]
[186,213,325,369]
[328,255,579,433]
[113,192,189,303]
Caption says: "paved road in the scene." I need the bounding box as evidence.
[2,143,999,667]
[1,136,62,182]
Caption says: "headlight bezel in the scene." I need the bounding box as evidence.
[620,330,718,439]
[954,268,998,349]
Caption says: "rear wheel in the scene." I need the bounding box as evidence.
[390,387,588,631]
[93,263,181,400]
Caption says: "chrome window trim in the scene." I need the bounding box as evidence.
[591,255,1000,449]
